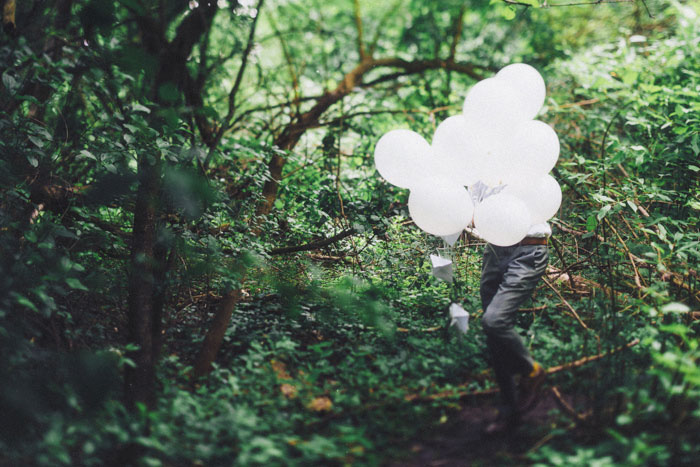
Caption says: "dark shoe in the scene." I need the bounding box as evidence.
[518,362,546,414]
[483,410,519,436]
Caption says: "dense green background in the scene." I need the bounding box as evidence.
[1,0,699,465]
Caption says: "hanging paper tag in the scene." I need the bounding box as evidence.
[449,303,469,334]
[430,254,453,283]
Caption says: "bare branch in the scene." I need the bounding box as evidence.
[317,107,459,128]
[367,0,402,57]
[542,277,590,330]
[448,5,466,63]
[548,0,636,6]
[546,339,640,374]
[403,339,640,402]
[203,0,265,166]
[503,0,652,18]
[353,0,367,61]
[268,228,356,255]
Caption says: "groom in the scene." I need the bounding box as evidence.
[469,181,550,434]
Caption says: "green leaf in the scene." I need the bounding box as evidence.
[28,136,45,148]
[14,294,39,312]
[66,277,89,291]
[501,6,516,20]
[616,414,632,425]
[586,215,598,231]
[132,103,151,114]
[661,302,690,314]
[79,149,97,161]
[596,205,612,221]
[621,70,638,85]
[2,73,17,93]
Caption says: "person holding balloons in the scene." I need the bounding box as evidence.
[374,63,561,434]
[470,180,550,434]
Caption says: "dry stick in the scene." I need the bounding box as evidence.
[268,228,356,255]
[404,338,640,403]
[559,98,600,109]
[550,236,578,292]
[525,429,568,458]
[522,305,548,312]
[396,325,442,333]
[352,0,367,61]
[333,127,363,271]
[546,338,639,374]
[604,218,646,289]
[542,277,590,330]
[618,210,640,240]
[550,386,590,423]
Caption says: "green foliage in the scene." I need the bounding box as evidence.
[1,0,699,465]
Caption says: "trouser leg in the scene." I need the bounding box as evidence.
[481,244,549,411]
[487,334,518,412]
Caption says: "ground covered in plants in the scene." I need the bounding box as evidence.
[1,1,699,466]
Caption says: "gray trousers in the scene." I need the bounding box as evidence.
[480,243,549,412]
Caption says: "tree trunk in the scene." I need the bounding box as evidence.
[192,289,243,379]
[124,156,160,409]
[123,3,219,407]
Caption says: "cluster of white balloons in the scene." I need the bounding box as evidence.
[374,63,562,246]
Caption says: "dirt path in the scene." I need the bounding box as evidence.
[391,390,574,466]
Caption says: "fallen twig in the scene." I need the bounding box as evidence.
[546,338,639,374]
[396,325,442,333]
[403,338,640,402]
[268,228,356,255]
[560,98,600,109]
[551,386,591,424]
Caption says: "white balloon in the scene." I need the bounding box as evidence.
[496,63,546,120]
[501,120,560,184]
[462,78,529,131]
[431,115,480,186]
[474,193,531,246]
[434,114,515,186]
[408,178,474,236]
[503,174,562,224]
[374,129,431,188]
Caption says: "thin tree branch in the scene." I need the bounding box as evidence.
[550,386,591,423]
[546,339,639,373]
[448,5,466,63]
[367,0,402,57]
[404,338,640,402]
[352,0,367,61]
[542,277,590,330]
[203,0,265,167]
[269,12,300,110]
[268,228,356,255]
[548,0,636,6]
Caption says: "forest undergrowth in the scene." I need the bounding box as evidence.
[1,1,699,466]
